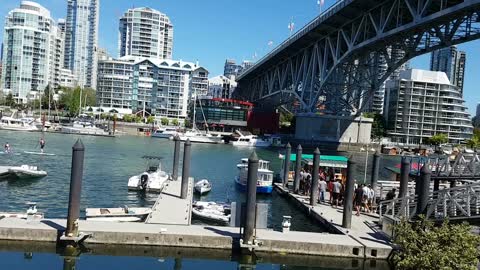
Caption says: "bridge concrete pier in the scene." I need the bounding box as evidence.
[295,114,373,144]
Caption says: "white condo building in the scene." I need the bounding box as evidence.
[1,1,62,103]
[64,0,99,89]
[96,56,208,120]
[385,69,473,144]
[119,7,173,59]
[208,75,237,99]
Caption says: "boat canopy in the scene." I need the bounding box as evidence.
[280,154,348,168]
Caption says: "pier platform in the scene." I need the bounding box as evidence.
[146,177,194,225]
[273,183,393,259]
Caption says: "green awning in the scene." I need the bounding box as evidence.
[279,154,348,168]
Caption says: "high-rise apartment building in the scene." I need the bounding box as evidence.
[64,0,99,89]
[1,1,58,103]
[384,69,472,144]
[97,56,208,120]
[223,59,254,78]
[208,75,237,99]
[118,7,173,59]
[430,45,466,93]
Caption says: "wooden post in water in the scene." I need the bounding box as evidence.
[181,139,191,199]
[310,148,320,206]
[65,140,85,237]
[293,144,302,194]
[283,143,291,188]
[243,151,259,244]
[342,157,355,229]
[398,157,410,198]
[172,135,181,181]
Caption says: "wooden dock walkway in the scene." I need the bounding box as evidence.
[274,183,393,259]
[146,177,193,225]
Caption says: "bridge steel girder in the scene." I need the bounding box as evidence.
[235,0,480,115]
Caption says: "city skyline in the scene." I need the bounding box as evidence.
[0,0,479,114]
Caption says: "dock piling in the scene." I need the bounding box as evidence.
[371,151,380,202]
[283,143,291,188]
[181,139,191,199]
[342,157,356,229]
[416,164,431,217]
[398,157,410,198]
[172,135,181,180]
[310,148,320,206]
[293,144,302,194]
[243,151,259,244]
[66,140,85,237]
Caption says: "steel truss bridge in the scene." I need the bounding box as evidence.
[234,0,480,115]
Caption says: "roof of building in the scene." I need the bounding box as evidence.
[399,69,452,85]
[101,56,206,72]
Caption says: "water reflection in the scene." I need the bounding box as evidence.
[0,241,392,270]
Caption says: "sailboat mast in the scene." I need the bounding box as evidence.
[192,89,197,130]
[79,87,83,115]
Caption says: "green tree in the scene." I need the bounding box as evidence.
[134,114,142,123]
[146,116,155,124]
[83,87,96,107]
[393,217,480,270]
[363,112,385,140]
[41,85,54,110]
[427,133,448,147]
[184,119,191,128]
[123,114,133,122]
[161,117,169,126]
[467,129,480,149]
[5,93,15,107]
[171,119,179,126]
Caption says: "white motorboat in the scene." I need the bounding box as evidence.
[151,126,180,139]
[231,131,271,147]
[194,179,212,195]
[86,206,152,222]
[192,201,231,225]
[0,202,44,220]
[179,130,223,144]
[235,158,274,194]
[0,115,39,132]
[128,156,169,192]
[8,165,47,179]
[60,120,110,136]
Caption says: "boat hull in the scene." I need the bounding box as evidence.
[234,178,273,194]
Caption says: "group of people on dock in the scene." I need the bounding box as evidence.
[297,167,377,214]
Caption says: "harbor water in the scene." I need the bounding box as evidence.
[0,131,399,232]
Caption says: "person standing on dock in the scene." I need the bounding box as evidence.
[354,184,364,216]
[39,138,46,154]
[332,179,342,208]
[319,177,327,203]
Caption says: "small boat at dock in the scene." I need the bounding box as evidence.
[128,156,169,192]
[194,179,212,195]
[192,201,231,225]
[86,206,152,222]
[235,158,274,194]
[8,165,47,179]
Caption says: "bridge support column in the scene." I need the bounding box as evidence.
[416,165,431,218]
[342,157,355,229]
[293,145,302,194]
[399,158,410,198]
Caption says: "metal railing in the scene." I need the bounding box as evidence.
[379,182,480,221]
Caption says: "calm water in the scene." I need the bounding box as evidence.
[0,130,399,231]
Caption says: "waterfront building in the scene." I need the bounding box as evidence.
[384,69,472,144]
[97,47,110,61]
[59,68,77,88]
[193,98,252,132]
[96,56,208,120]
[119,7,173,59]
[223,59,254,78]
[430,45,466,93]
[1,1,59,103]
[64,0,99,89]
[208,75,237,99]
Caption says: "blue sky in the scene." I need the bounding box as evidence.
[0,0,479,114]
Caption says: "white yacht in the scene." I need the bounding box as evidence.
[179,130,223,144]
[128,156,169,192]
[0,114,39,132]
[231,131,271,147]
[151,126,180,139]
[60,115,110,136]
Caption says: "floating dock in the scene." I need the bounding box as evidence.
[273,183,393,259]
[146,177,193,225]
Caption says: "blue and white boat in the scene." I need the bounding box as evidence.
[235,158,273,194]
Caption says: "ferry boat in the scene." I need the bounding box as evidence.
[235,158,273,194]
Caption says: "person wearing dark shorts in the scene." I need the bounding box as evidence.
[354,184,364,216]
[332,179,342,208]
[39,138,45,153]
